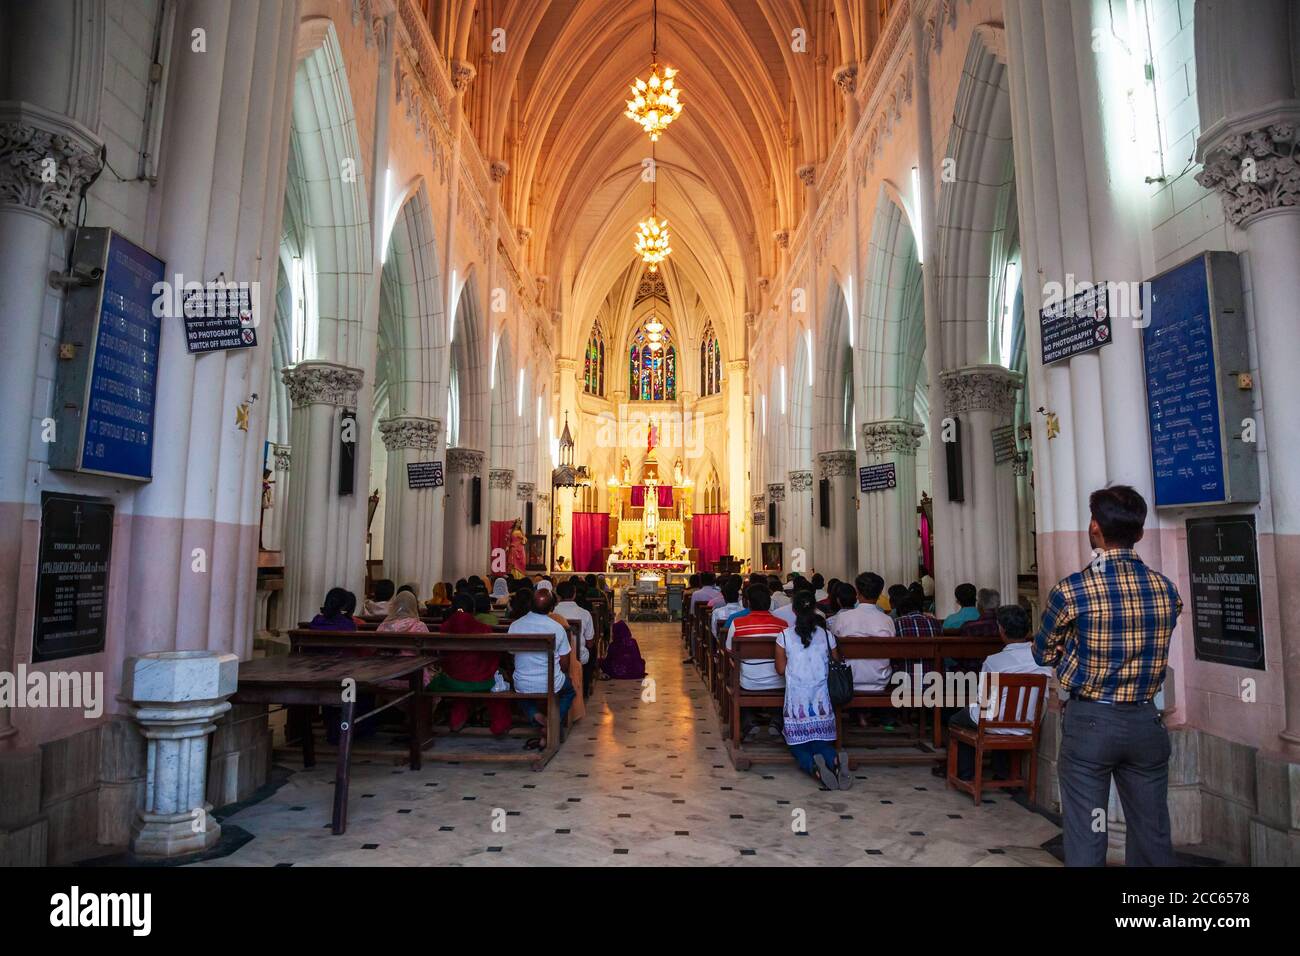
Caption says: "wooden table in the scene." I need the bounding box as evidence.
[232,654,436,834]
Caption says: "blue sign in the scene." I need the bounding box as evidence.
[80,233,164,480]
[1142,256,1225,506]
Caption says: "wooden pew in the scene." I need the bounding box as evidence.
[725,634,787,770]
[284,628,565,769]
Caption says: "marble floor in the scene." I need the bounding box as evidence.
[198,623,1061,866]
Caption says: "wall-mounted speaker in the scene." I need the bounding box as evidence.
[470,475,482,525]
[818,478,831,528]
[767,501,777,534]
[338,410,356,496]
[946,416,964,503]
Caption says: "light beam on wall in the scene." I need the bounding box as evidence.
[911,166,924,265]
[380,167,394,265]
[517,368,525,416]
[761,393,767,436]
[806,329,814,386]
[536,394,542,438]
[449,270,458,343]
[846,276,854,349]
[1000,260,1020,369]
[779,365,786,415]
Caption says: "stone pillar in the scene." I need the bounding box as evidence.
[280,362,367,629]
[857,420,925,589]
[122,651,238,858]
[443,448,485,580]
[767,483,786,571]
[751,494,767,571]
[517,481,536,536]
[262,443,292,553]
[725,359,749,561]
[489,468,516,523]
[378,416,443,593]
[816,450,858,581]
[0,104,102,744]
[1193,0,1300,755]
[786,470,814,573]
[938,365,1022,606]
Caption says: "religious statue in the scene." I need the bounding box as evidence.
[673,458,684,486]
[621,455,632,484]
[259,468,274,550]
[507,517,527,579]
[647,417,659,452]
[643,477,659,536]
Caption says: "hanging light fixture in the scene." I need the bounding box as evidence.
[624,0,683,142]
[635,139,672,269]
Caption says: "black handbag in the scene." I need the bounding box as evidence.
[826,640,854,708]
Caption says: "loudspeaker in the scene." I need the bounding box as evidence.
[338,410,356,496]
[470,475,482,525]
[768,501,777,531]
[818,478,831,528]
[946,416,964,503]
[525,500,534,536]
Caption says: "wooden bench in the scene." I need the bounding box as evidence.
[284,628,567,769]
[232,653,436,834]
[945,672,1048,804]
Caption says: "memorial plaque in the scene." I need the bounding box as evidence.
[1142,252,1257,508]
[32,494,113,663]
[1040,282,1112,365]
[49,228,164,481]
[991,424,1018,464]
[406,460,444,489]
[1186,514,1264,669]
[859,462,897,493]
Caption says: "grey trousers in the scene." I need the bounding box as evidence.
[1058,698,1174,866]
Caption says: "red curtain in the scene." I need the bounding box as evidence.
[920,512,933,577]
[490,520,513,558]
[628,485,673,508]
[693,513,729,571]
[571,512,609,571]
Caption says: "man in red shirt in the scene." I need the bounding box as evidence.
[431,593,512,735]
[726,584,788,740]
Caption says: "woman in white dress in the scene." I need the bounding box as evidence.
[775,590,853,790]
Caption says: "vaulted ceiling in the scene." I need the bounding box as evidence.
[420,0,893,357]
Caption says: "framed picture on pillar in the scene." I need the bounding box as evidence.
[761,540,783,572]
[526,534,547,571]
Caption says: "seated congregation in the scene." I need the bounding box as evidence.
[683,568,1051,796]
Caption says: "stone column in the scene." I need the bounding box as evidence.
[378,416,443,593]
[938,365,1021,604]
[751,494,767,571]
[857,419,925,590]
[0,105,102,744]
[517,481,536,536]
[1193,0,1300,755]
[816,450,858,581]
[280,362,367,629]
[787,470,814,573]
[443,448,485,580]
[725,359,749,561]
[262,443,292,553]
[488,468,516,572]
[767,483,786,571]
[122,651,238,858]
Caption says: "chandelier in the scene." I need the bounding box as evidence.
[624,1,683,141]
[635,137,671,270]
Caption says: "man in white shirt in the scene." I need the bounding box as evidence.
[555,579,595,694]
[947,604,1054,780]
[826,573,895,691]
[508,589,575,746]
[689,571,721,610]
[767,575,792,610]
[710,576,744,636]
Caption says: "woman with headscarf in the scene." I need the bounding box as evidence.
[600,620,646,680]
[490,575,510,607]
[377,590,429,635]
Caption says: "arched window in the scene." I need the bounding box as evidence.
[628,319,676,401]
[583,322,606,396]
[699,322,722,396]
[703,468,722,513]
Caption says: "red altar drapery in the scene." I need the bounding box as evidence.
[571,512,609,572]
[628,485,673,508]
[920,511,933,577]
[490,520,514,563]
[693,512,729,571]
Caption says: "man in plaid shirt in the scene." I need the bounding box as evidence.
[1034,485,1182,866]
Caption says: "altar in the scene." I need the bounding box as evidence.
[604,441,697,568]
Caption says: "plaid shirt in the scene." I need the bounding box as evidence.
[894,612,942,637]
[1033,548,1182,703]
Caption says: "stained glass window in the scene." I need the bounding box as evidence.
[584,323,605,395]
[699,322,722,396]
[628,320,676,401]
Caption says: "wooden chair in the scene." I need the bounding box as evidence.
[724,634,788,770]
[945,672,1048,805]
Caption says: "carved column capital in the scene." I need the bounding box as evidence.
[272,443,292,472]
[451,59,476,91]
[378,415,441,451]
[833,63,858,96]
[726,359,749,375]
[860,418,926,456]
[797,164,816,187]
[447,447,485,474]
[773,229,789,249]
[938,364,1022,417]
[489,468,515,489]
[767,483,786,502]
[556,355,579,373]
[816,449,856,478]
[281,361,365,408]
[788,470,813,492]
[0,103,104,226]
[489,159,509,182]
[517,481,535,501]
[1195,120,1300,226]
